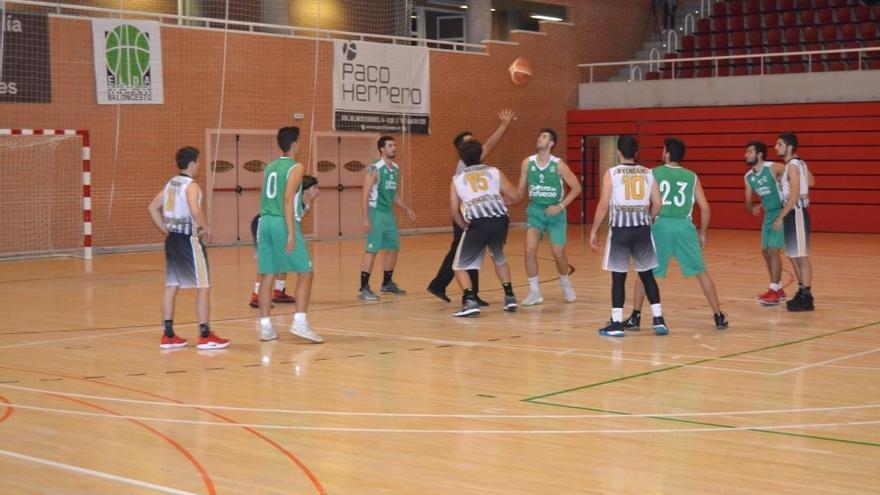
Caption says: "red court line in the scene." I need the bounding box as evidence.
[52,394,216,495]
[0,365,327,495]
[0,395,13,424]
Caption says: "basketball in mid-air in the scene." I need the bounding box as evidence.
[508,57,532,86]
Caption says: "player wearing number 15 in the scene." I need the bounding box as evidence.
[589,136,667,337]
[256,126,323,344]
[627,138,728,331]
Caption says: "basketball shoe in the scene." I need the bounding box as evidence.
[160,334,188,349]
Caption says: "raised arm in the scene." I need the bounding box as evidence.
[481,109,516,160]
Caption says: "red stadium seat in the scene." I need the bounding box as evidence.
[748,29,765,46]
[828,60,847,71]
[818,9,833,25]
[780,0,795,10]
[746,0,762,14]
[732,30,747,47]
[747,14,762,29]
[698,17,711,33]
[645,71,661,80]
[767,29,783,46]
[713,2,728,16]
[829,0,846,7]
[784,27,801,45]
[697,33,712,49]
[804,26,819,43]
[765,13,780,30]
[814,0,828,8]
[681,34,696,51]
[842,41,860,63]
[782,11,798,27]
[712,17,728,32]
[859,22,877,40]
[730,15,745,31]
[841,23,856,41]
[789,62,807,73]
[729,1,744,16]
[714,31,729,48]
[855,5,871,23]
[800,9,816,26]
[820,25,837,42]
[836,7,851,24]
[824,42,843,61]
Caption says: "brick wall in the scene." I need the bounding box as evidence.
[0,1,649,249]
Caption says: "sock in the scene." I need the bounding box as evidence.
[163,320,174,337]
[630,309,641,319]
[611,308,623,323]
[802,286,811,296]
[528,276,539,293]
[360,271,370,291]
[199,323,210,338]
[715,311,724,317]
[253,282,260,294]
[463,288,476,301]
[294,312,307,324]
[650,303,663,318]
[275,279,285,291]
[502,283,514,297]
[559,274,570,285]
[383,270,393,286]
[770,283,781,291]
[260,317,272,329]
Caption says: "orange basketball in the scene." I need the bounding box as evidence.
[508,57,532,86]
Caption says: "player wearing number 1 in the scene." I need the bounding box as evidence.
[256,126,323,344]
[625,138,728,331]
[589,136,667,337]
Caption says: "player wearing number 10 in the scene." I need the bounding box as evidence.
[627,138,728,331]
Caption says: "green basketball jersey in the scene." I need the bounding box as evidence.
[368,159,399,212]
[744,163,783,212]
[654,164,697,219]
[260,157,303,219]
[527,154,563,206]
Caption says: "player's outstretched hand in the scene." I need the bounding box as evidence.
[499,108,517,123]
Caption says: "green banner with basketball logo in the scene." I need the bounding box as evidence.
[91,20,164,104]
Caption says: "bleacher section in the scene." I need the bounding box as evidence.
[645,0,880,79]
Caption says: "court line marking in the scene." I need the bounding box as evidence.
[526,401,880,448]
[3,401,880,436]
[0,448,201,495]
[521,319,880,403]
[771,347,880,376]
[2,384,879,419]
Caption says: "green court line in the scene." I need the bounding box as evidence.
[526,401,880,448]
[522,320,880,403]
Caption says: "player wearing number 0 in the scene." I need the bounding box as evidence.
[149,146,229,350]
[516,128,581,306]
[589,136,667,337]
[625,138,728,331]
[256,126,323,343]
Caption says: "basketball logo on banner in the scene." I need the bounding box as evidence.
[92,20,164,104]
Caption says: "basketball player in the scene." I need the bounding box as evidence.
[589,135,667,337]
[427,109,516,305]
[775,132,815,311]
[450,139,518,317]
[625,138,728,330]
[256,127,323,343]
[248,175,319,308]
[358,136,416,300]
[149,146,230,349]
[743,141,787,305]
[516,128,581,306]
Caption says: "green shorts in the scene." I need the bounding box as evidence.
[365,208,399,253]
[652,217,706,278]
[526,203,567,245]
[256,215,312,274]
[761,209,784,250]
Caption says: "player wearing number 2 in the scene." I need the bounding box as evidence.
[625,137,728,331]
[256,126,323,344]
[589,135,667,337]
[516,128,582,306]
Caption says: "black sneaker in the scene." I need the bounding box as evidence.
[503,295,517,312]
[623,312,641,331]
[714,312,729,330]
[653,316,669,336]
[786,292,815,312]
[427,284,451,303]
[453,298,481,317]
[598,320,625,337]
[476,296,490,307]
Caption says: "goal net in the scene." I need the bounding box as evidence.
[0,130,90,259]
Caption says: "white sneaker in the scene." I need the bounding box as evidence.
[290,322,324,343]
[561,281,576,303]
[521,291,544,306]
[260,326,278,341]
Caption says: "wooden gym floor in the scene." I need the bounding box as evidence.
[0,227,878,494]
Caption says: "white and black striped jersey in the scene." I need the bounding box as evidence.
[162,174,200,235]
[608,164,654,228]
[453,165,509,221]
[781,157,810,209]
